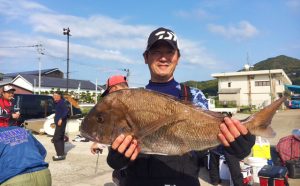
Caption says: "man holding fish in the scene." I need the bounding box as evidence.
[81,27,285,186]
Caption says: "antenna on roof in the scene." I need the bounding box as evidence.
[244,52,254,71]
[244,64,250,71]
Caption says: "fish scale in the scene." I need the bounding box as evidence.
[80,88,286,155]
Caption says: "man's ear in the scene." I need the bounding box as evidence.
[143,51,148,64]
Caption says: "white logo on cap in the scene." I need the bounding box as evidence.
[155,31,177,42]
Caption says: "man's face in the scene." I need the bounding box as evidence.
[109,83,128,93]
[144,41,180,82]
[53,93,61,102]
[2,91,15,101]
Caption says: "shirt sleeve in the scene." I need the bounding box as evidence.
[107,147,130,170]
[189,87,208,109]
[61,101,69,119]
[58,100,69,119]
[0,104,11,120]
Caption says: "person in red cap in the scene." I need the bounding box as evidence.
[0,85,20,127]
[106,27,255,186]
[100,75,128,98]
[90,75,128,154]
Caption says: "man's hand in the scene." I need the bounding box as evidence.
[218,117,256,159]
[111,134,140,161]
[58,119,62,126]
[90,142,101,154]
[12,112,20,119]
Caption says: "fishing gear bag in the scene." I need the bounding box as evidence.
[276,135,300,165]
[285,159,300,178]
[258,165,289,186]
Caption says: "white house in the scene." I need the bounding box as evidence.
[1,68,104,94]
[211,69,292,108]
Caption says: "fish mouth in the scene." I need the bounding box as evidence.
[80,131,99,142]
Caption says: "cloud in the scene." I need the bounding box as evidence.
[208,21,259,41]
[179,39,219,68]
[0,0,50,19]
[0,0,220,71]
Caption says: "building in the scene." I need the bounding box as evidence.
[211,69,292,108]
[0,82,32,94]
[1,68,102,94]
[3,68,64,79]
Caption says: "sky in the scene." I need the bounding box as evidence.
[0,0,299,87]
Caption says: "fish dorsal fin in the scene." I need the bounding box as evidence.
[144,89,204,110]
[203,109,226,120]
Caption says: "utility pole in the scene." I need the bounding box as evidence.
[122,68,130,83]
[269,69,274,103]
[95,78,98,104]
[36,44,44,95]
[63,27,71,93]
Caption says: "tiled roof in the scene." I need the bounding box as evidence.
[20,74,96,90]
[3,68,60,78]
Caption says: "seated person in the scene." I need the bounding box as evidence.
[0,126,51,186]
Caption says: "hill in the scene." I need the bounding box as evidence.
[185,79,218,97]
[253,55,300,85]
[184,55,300,96]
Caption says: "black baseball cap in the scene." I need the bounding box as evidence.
[145,27,179,51]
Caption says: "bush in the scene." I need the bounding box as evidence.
[81,107,93,116]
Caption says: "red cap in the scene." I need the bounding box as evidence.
[107,75,127,87]
[101,75,127,97]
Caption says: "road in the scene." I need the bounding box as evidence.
[34,109,300,186]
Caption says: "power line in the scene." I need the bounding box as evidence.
[43,52,66,61]
[0,43,66,61]
[0,44,41,48]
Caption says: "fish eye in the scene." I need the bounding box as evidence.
[97,116,104,123]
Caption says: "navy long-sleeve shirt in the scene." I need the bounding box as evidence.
[54,99,68,124]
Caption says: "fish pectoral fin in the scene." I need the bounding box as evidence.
[135,116,176,140]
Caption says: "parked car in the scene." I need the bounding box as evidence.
[207,98,237,117]
[13,94,55,125]
[289,94,300,109]
[13,94,83,135]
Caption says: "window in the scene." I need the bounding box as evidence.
[13,94,55,122]
[228,82,231,87]
[278,80,281,85]
[255,81,270,86]
[291,95,300,101]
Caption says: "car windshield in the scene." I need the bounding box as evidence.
[13,94,55,120]
[291,95,300,101]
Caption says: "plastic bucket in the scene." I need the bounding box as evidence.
[247,157,268,183]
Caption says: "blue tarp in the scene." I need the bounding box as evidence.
[285,84,300,93]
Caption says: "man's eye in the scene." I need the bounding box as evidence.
[166,50,175,55]
[150,51,161,55]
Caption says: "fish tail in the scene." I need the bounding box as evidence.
[242,96,286,138]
